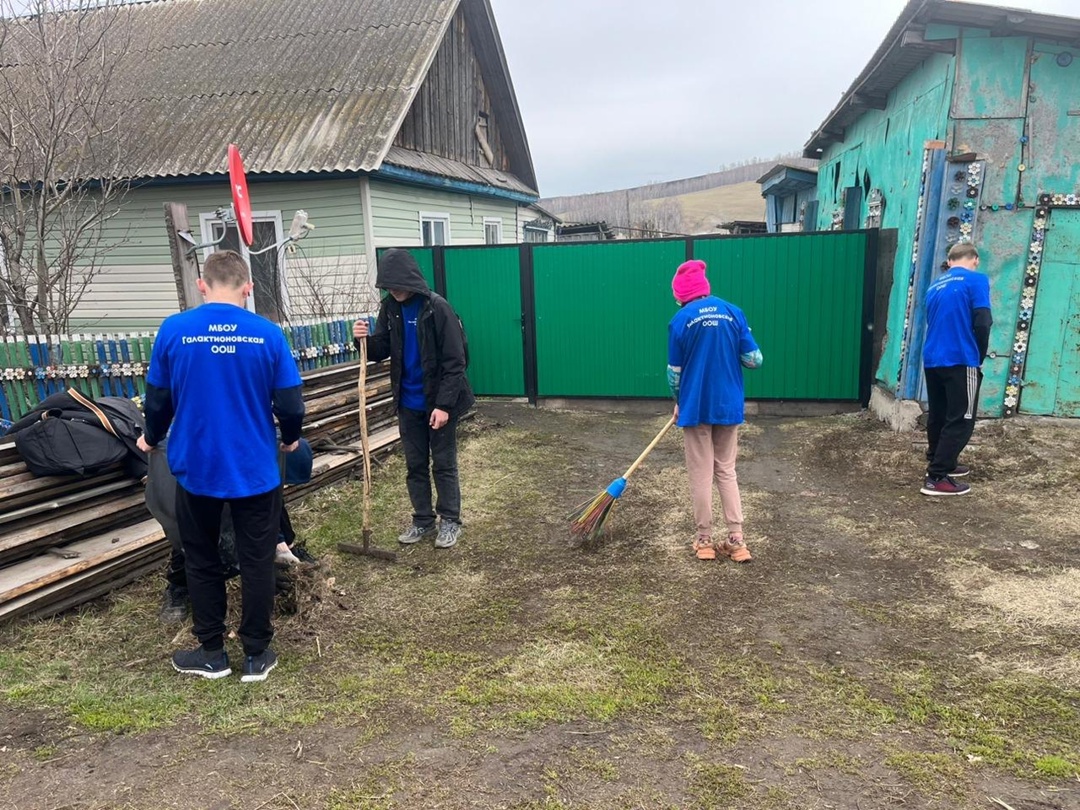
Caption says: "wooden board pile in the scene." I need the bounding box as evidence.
[0,359,398,623]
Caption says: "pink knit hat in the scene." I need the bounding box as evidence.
[672,259,710,303]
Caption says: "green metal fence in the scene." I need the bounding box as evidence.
[2,231,877,424]
[406,230,877,403]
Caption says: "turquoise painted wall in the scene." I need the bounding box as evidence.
[819,27,1080,417]
[816,52,955,389]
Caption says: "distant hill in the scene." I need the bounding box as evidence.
[542,155,817,236]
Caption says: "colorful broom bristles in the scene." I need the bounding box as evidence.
[569,477,627,542]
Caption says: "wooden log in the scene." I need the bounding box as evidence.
[0,493,150,567]
[0,519,164,605]
[0,542,169,623]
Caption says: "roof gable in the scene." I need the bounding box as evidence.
[803,0,1080,157]
[1,0,536,188]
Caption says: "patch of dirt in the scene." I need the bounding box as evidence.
[2,405,1079,810]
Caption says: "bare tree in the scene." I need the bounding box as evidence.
[629,197,683,238]
[0,0,133,335]
[285,246,380,321]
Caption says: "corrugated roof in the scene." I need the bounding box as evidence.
[120,0,455,177]
[803,0,1080,158]
[3,0,540,184]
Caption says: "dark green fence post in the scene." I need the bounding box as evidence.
[519,244,538,406]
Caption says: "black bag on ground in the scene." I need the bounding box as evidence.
[9,389,148,478]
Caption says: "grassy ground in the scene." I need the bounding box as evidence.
[0,404,1078,809]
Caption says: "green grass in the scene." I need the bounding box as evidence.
[2,411,1080,809]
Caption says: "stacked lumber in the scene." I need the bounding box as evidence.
[0,359,398,623]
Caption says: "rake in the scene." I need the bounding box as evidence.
[338,330,397,562]
[569,415,676,542]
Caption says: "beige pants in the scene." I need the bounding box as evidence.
[683,424,743,540]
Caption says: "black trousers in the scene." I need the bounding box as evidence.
[925,365,982,478]
[398,407,461,527]
[176,484,281,655]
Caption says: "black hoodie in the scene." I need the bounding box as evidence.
[358,249,474,417]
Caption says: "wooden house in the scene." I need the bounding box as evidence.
[804,0,1080,418]
[0,0,539,330]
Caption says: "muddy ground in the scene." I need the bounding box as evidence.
[1,402,1078,810]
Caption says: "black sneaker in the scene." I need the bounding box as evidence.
[159,585,189,624]
[241,648,278,683]
[292,545,317,564]
[398,524,437,544]
[920,475,971,496]
[172,645,231,679]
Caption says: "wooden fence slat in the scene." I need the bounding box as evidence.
[0,318,360,421]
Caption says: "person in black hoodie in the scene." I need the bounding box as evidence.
[353,249,474,548]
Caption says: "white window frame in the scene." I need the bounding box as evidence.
[419,212,451,246]
[199,210,289,316]
[523,225,550,243]
[483,217,503,245]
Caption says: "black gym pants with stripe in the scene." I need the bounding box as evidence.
[925,364,982,479]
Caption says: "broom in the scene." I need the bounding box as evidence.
[569,414,676,542]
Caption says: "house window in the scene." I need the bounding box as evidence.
[420,213,450,246]
[200,211,288,323]
[523,226,549,243]
[483,218,503,244]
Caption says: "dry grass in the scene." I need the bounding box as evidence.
[946,563,1080,632]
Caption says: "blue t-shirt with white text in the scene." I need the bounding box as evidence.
[668,296,759,427]
[147,302,302,499]
[922,267,991,368]
[400,297,426,411]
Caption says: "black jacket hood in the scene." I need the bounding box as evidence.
[376,249,430,296]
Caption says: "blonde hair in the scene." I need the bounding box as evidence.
[203,250,250,288]
[947,243,979,263]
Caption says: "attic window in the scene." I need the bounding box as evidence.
[475,111,494,168]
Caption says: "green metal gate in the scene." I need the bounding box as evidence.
[690,232,873,400]
[443,247,525,397]
[386,230,877,403]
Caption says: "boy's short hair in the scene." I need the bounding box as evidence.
[203,250,250,288]
[947,243,979,263]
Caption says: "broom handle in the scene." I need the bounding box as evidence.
[621,415,677,480]
[358,337,372,536]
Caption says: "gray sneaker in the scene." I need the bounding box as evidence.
[398,524,437,544]
[435,520,462,549]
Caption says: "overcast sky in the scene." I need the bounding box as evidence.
[490,0,1080,197]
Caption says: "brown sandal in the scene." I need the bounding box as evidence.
[721,536,752,563]
[693,536,716,561]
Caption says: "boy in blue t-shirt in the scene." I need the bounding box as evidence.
[667,259,762,562]
[139,250,305,682]
[920,242,993,497]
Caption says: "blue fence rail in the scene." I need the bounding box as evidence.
[0,318,359,423]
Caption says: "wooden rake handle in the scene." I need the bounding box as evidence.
[621,415,676,481]
[358,338,372,538]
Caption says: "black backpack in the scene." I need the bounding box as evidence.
[9,389,148,478]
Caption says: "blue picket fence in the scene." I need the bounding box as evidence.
[0,318,358,424]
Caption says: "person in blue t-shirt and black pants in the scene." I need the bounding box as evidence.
[920,242,993,497]
[353,249,474,549]
[139,250,305,682]
[668,259,763,562]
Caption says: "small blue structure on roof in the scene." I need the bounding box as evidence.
[758,164,819,233]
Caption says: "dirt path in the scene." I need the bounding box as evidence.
[1,404,1078,810]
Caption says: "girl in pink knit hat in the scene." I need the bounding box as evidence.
[668,259,762,562]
